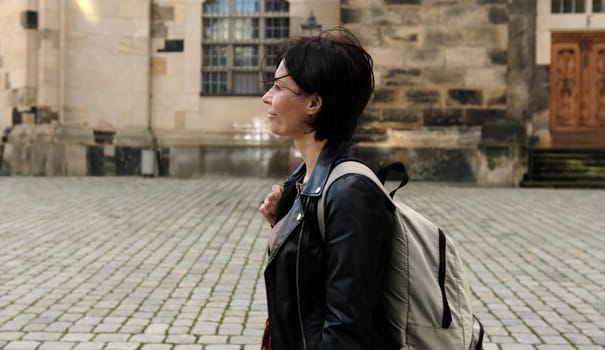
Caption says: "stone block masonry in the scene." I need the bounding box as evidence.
[342,0,533,185]
[346,0,509,124]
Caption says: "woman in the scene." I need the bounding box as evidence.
[259,29,397,350]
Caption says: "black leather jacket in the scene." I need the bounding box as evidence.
[264,142,397,350]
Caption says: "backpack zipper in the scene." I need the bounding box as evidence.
[295,218,308,350]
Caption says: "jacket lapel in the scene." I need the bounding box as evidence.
[300,141,352,198]
[266,197,306,265]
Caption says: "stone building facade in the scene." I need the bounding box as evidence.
[346,0,526,185]
[3,0,595,185]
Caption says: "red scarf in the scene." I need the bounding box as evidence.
[261,319,271,350]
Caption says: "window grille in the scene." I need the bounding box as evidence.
[594,0,605,12]
[202,0,289,96]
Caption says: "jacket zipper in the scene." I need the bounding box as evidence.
[296,218,308,350]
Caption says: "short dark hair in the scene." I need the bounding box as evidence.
[276,28,374,142]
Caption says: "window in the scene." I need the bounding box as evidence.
[551,0,586,13]
[266,0,288,12]
[551,0,605,14]
[266,18,289,38]
[204,0,229,13]
[202,0,289,96]
[203,18,229,41]
[203,45,227,67]
[234,46,258,67]
[202,72,228,94]
[236,0,259,13]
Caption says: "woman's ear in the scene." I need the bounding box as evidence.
[306,94,322,116]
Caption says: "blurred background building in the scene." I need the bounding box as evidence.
[0,0,603,186]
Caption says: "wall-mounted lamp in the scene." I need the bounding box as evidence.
[300,11,322,34]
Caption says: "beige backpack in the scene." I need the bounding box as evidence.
[318,161,484,350]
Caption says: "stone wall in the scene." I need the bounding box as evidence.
[341,0,532,184]
[150,1,200,133]
[0,0,38,128]
[0,0,538,184]
[345,0,508,135]
[61,0,151,133]
[1,0,156,176]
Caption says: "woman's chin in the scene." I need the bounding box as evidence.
[268,125,284,136]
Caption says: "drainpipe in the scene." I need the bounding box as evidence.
[146,0,153,135]
[59,0,65,123]
[142,0,158,177]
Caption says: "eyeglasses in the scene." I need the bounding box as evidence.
[263,73,304,96]
[264,81,303,96]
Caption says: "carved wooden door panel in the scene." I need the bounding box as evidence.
[550,33,605,148]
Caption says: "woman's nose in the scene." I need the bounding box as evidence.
[262,91,272,105]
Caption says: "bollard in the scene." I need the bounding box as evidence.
[141,149,156,177]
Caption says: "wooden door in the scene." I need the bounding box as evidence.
[550,32,605,148]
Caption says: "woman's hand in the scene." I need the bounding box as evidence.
[259,185,282,226]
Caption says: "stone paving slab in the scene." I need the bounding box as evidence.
[0,177,603,349]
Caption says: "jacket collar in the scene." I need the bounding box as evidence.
[294,141,352,198]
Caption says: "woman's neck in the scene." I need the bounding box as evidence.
[294,136,327,183]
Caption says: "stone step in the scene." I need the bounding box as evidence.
[521,148,605,188]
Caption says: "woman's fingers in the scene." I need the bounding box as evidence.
[271,185,282,199]
[259,205,276,226]
[265,185,282,213]
[259,185,283,225]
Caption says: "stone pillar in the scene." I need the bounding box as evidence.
[5,125,35,176]
[3,123,62,176]
[0,0,43,175]
[477,122,527,186]
[150,1,200,133]
[151,0,205,177]
[31,123,55,175]
[52,0,153,176]
[477,0,535,186]
[506,0,536,122]
[0,0,40,128]
[50,124,94,176]
[37,0,61,123]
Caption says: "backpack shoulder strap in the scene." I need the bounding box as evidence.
[317,161,394,240]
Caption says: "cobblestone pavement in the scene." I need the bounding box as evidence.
[0,177,603,350]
